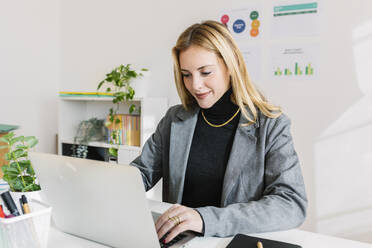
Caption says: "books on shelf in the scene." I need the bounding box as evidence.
[106,114,140,147]
[59,91,114,98]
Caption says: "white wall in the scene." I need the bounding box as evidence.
[311,1,372,242]
[0,0,60,154]
[256,0,372,242]
[59,0,232,97]
[2,0,372,243]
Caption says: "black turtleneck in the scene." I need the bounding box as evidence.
[182,88,240,208]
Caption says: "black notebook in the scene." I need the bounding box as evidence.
[226,234,302,248]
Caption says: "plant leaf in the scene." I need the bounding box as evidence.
[12,177,24,191]
[2,132,15,142]
[0,145,8,149]
[129,104,136,114]
[105,76,113,82]
[128,87,135,99]
[16,144,28,150]
[13,149,28,159]
[113,91,125,97]
[5,152,12,161]
[26,163,35,176]
[2,173,13,183]
[17,160,31,171]
[3,174,17,186]
[9,162,22,173]
[23,175,34,185]
[32,184,41,191]
[22,183,34,191]
[0,137,9,144]
[23,183,41,192]
[24,136,38,148]
[2,166,18,178]
[109,147,118,158]
[97,80,105,90]
[127,70,137,78]
[10,136,24,146]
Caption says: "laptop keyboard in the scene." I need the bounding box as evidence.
[159,232,187,248]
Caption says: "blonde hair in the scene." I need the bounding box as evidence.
[172,20,281,125]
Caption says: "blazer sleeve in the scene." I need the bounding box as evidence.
[129,108,170,191]
[195,114,308,237]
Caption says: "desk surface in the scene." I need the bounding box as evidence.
[48,200,372,248]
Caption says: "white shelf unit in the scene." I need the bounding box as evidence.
[58,96,168,164]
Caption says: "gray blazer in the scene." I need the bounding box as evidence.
[130,104,307,237]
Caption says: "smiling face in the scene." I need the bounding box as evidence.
[179,45,230,109]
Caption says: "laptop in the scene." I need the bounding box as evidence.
[29,152,194,248]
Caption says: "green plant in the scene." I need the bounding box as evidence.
[97,64,147,158]
[0,132,41,192]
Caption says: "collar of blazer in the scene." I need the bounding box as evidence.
[169,104,260,205]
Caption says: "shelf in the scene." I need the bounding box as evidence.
[60,96,143,102]
[58,96,168,164]
[60,139,142,151]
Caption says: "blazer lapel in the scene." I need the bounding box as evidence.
[221,112,259,206]
[168,106,199,203]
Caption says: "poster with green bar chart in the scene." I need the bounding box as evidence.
[270,44,318,80]
[270,1,320,38]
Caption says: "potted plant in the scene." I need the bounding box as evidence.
[97,64,147,159]
[0,131,41,210]
[0,131,40,192]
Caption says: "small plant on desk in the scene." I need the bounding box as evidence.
[0,132,40,192]
[97,64,147,160]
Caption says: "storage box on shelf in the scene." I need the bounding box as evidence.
[58,96,168,164]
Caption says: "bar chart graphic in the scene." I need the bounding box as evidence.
[269,44,318,80]
[274,62,314,76]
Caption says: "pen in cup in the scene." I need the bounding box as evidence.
[0,204,5,218]
[20,198,25,214]
[21,195,31,214]
[1,191,20,216]
[257,241,263,248]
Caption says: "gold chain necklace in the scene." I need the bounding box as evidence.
[201,108,240,128]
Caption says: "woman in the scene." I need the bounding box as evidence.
[130,20,307,243]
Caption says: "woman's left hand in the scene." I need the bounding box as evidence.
[155,204,203,243]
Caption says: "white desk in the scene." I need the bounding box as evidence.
[48,200,372,248]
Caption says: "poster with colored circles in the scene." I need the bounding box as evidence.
[220,5,263,40]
